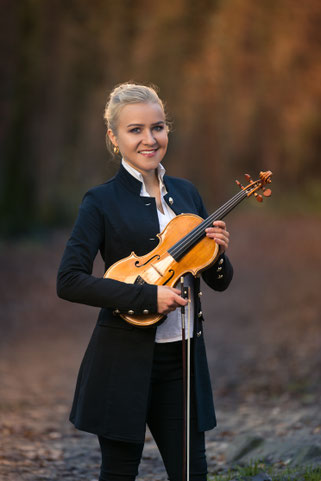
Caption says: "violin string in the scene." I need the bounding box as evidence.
[169,189,246,257]
[175,188,247,255]
[169,202,235,257]
[169,197,239,258]
[169,193,243,258]
[169,188,248,258]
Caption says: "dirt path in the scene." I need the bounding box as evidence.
[1,213,320,479]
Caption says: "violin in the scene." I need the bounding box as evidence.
[104,171,272,327]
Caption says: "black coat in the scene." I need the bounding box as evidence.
[57,165,233,443]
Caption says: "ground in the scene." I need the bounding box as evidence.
[0,212,320,480]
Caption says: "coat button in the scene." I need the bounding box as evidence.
[113,309,120,315]
[128,310,134,315]
[218,258,224,265]
[198,291,203,297]
[143,309,149,315]
[197,331,202,337]
[198,311,203,318]
[168,197,174,205]
[217,266,222,272]
[217,274,224,279]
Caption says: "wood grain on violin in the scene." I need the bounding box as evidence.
[104,171,272,327]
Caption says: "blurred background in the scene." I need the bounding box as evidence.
[1,0,321,478]
[1,0,321,235]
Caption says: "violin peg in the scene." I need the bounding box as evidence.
[244,174,252,183]
[263,188,272,197]
[235,180,244,189]
[256,195,263,203]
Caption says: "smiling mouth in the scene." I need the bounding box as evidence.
[139,148,159,155]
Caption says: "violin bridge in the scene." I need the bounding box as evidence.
[150,264,164,277]
[134,255,175,285]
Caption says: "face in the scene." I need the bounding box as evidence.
[108,102,168,175]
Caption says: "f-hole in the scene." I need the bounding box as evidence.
[135,254,160,268]
[162,269,175,285]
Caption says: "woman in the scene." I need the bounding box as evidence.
[57,83,233,481]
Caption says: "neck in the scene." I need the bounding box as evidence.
[142,169,159,193]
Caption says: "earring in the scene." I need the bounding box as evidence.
[113,145,120,155]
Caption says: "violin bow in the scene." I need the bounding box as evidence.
[180,277,191,481]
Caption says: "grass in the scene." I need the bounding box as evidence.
[207,461,321,480]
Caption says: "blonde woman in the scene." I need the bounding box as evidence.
[57,83,233,481]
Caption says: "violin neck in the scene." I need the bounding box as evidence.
[168,189,248,261]
[203,188,248,227]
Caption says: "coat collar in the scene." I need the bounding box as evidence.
[115,164,143,195]
[114,164,184,215]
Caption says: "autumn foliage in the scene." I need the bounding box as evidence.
[1,0,320,234]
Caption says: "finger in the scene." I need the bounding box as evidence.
[173,294,188,307]
[216,232,230,242]
[205,232,227,241]
[206,233,229,252]
[205,227,227,235]
[206,230,229,240]
[214,233,229,244]
[171,287,182,295]
[164,294,186,309]
[213,220,226,229]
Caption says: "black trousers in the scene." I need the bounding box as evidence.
[98,340,207,481]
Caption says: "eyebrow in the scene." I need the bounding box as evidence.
[126,121,165,128]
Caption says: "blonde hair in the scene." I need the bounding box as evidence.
[104,82,168,154]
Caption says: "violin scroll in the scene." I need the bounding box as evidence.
[236,170,273,203]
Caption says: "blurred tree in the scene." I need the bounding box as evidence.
[1,0,320,235]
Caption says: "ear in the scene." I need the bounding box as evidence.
[107,128,118,147]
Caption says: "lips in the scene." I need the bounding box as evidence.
[139,148,158,154]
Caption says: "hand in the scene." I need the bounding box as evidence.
[157,286,188,315]
[205,220,230,254]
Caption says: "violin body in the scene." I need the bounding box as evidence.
[104,213,219,327]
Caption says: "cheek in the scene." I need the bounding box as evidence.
[119,136,138,151]
[159,132,168,148]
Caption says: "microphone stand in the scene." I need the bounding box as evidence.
[180,277,191,481]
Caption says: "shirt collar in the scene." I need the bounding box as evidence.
[121,159,167,197]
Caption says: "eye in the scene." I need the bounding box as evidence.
[129,127,141,134]
[153,125,164,132]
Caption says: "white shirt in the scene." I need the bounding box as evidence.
[121,159,194,342]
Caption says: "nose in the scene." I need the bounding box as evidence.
[142,129,157,146]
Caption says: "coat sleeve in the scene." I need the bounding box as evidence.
[56,191,158,314]
[192,185,233,291]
